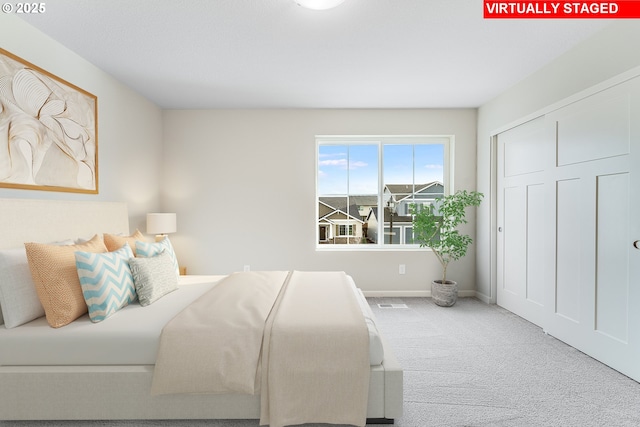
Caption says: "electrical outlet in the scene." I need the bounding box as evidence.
[399,264,406,275]
[243,265,250,272]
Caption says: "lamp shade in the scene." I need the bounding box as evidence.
[146,213,177,235]
[295,0,346,10]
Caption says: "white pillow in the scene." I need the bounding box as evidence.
[0,248,45,328]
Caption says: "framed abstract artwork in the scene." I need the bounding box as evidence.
[0,48,98,194]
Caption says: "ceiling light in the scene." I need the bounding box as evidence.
[295,0,346,11]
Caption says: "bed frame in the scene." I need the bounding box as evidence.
[0,198,403,422]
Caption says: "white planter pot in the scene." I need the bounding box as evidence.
[431,280,458,307]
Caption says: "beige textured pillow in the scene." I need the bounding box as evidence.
[129,250,179,306]
[103,229,146,256]
[24,235,107,328]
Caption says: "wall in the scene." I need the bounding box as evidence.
[476,21,640,302]
[0,14,163,231]
[162,109,477,295]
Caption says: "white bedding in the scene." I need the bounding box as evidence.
[0,274,384,367]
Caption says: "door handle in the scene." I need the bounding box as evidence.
[634,240,640,249]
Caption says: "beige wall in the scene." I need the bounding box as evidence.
[0,14,164,231]
[476,21,640,302]
[162,109,477,295]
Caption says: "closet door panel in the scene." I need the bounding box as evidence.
[543,77,639,381]
[526,184,545,307]
[496,116,548,327]
[555,178,583,323]
[504,124,546,176]
[595,172,630,342]
[502,186,526,297]
[556,89,630,166]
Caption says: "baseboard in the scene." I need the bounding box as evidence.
[363,290,476,298]
[458,290,476,298]
[363,290,429,297]
[474,291,492,304]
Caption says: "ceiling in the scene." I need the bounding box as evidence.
[19,0,611,109]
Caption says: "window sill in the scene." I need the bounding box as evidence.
[315,245,429,252]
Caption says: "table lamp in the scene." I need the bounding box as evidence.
[146,213,177,242]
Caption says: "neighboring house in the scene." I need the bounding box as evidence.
[385,181,444,245]
[318,196,375,244]
[368,182,444,244]
[319,182,443,245]
[384,182,444,216]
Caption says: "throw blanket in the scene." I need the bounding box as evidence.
[259,270,370,427]
[151,271,288,395]
[151,270,370,427]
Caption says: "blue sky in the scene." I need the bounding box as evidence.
[318,144,444,195]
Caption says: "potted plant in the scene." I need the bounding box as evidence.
[410,190,483,307]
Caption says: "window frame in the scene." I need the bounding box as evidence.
[315,135,454,251]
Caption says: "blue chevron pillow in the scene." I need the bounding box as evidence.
[135,237,180,277]
[75,243,137,323]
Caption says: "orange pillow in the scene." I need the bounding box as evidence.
[103,229,146,255]
[25,234,107,328]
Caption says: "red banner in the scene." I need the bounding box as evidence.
[484,1,640,18]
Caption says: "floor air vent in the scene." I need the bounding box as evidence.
[377,303,408,309]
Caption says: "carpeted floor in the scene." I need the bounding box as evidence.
[2,297,640,427]
[371,297,640,427]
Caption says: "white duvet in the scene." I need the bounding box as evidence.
[0,275,384,367]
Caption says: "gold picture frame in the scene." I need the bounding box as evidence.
[0,48,98,194]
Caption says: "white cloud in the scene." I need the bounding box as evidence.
[349,160,367,169]
[319,152,347,158]
[319,159,347,167]
[318,159,368,170]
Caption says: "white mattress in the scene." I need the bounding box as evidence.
[0,274,384,366]
[349,276,385,366]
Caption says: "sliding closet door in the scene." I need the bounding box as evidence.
[544,77,640,381]
[496,75,640,382]
[496,116,551,327]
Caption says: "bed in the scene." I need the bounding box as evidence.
[0,198,403,424]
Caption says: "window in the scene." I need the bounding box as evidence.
[338,225,354,236]
[317,135,450,249]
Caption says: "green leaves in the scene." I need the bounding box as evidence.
[411,190,483,283]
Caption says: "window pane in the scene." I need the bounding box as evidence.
[318,144,377,245]
[414,144,444,184]
[405,226,413,245]
[411,143,445,213]
[383,226,402,244]
[349,144,378,245]
[318,145,347,245]
[383,145,413,188]
[318,145,348,196]
[382,145,413,245]
[348,145,378,195]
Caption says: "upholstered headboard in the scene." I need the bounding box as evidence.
[0,199,129,250]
